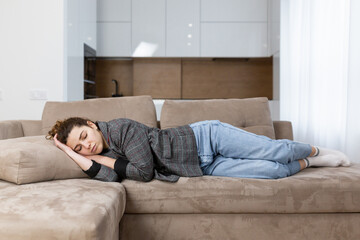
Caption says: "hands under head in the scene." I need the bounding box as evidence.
[53,133,115,170]
[54,134,99,158]
[53,134,72,152]
[48,117,105,156]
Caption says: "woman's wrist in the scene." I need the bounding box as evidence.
[87,155,115,169]
[62,146,75,155]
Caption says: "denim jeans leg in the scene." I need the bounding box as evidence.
[203,155,301,179]
[189,120,312,173]
[208,121,312,164]
[189,120,218,170]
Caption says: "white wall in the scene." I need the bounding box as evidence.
[346,0,360,162]
[0,0,93,120]
[0,0,66,120]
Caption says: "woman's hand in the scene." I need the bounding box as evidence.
[53,134,93,171]
[54,134,72,153]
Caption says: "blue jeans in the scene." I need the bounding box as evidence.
[189,120,312,179]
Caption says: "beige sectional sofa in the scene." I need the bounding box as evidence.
[0,95,359,240]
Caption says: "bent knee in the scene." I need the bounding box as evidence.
[269,163,292,179]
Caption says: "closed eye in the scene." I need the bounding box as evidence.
[75,145,82,152]
[74,131,86,152]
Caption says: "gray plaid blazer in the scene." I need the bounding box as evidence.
[93,118,203,182]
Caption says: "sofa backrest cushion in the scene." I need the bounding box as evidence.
[160,97,275,139]
[41,95,157,135]
[0,136,87,184]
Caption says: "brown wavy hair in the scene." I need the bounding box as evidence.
[46,117,92,144]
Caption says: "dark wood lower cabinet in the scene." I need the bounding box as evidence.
[182,58,272,99]
[96,58,272,100]
[133,59,181,99]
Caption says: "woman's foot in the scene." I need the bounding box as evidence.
[307,147,351,167]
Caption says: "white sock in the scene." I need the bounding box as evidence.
[304,158,310,168]
[318,147,351,166]
[307,147,351,167]
[313,146,319,157]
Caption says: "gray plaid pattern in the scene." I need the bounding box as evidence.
[97,119,203,182]
[94,164,118,182]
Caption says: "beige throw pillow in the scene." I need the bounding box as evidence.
[0,136,87,184]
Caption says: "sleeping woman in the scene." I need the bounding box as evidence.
[47,117,351,182]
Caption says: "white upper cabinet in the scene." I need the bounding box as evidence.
[269,0,280,55]
[97,0,132,56]
[201,0,268,22]
[80,0,97,50]
[97,22,131,56]
[201,23,268,57]
[97,0,131,22]
[132,0,166,57]
[166,0,200,57]
[200,0,269,57]
[95,0,276,57]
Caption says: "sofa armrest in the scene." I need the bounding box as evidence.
[19,120,42,136]
[273,121,294,140]
[0,121,24,140]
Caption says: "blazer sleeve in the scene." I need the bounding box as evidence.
[116,126,154,182]
[83,160,119,182]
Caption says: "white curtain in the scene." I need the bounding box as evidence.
[280,0,350,152]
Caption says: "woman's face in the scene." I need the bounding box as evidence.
[66,121,105,156]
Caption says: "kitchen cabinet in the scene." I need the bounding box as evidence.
[201,0,267,22]
[97,22,131,57]
[166,0,200,57]
[132,0,166,57]
[269,0,280,55]
[97,0,131,22]
[80,0,97,50]
[66,0,97,101]
[80,25,97,51]
[200,0,268,57]
[201,23,268,57]
[97,0,131,57]
[96,0,275,58]
[133,59,181,97]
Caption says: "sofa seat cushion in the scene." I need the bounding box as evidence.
[0,179,126,240]
[122,164,360,214]
[0,179,14,190]
[160,97,276,139]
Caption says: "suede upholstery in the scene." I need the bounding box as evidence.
[0,120,24,140]
[0,96,158,239]
[273,120,294,140]
[20,120,42,137]
[0,120,42,140]
[160,97,276,139]
[0,96,359,240]
[121,164,360,214]
[0,179,126,240]
[0,136,87,184]
[41,95,158,135]
[120,213,360,240]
